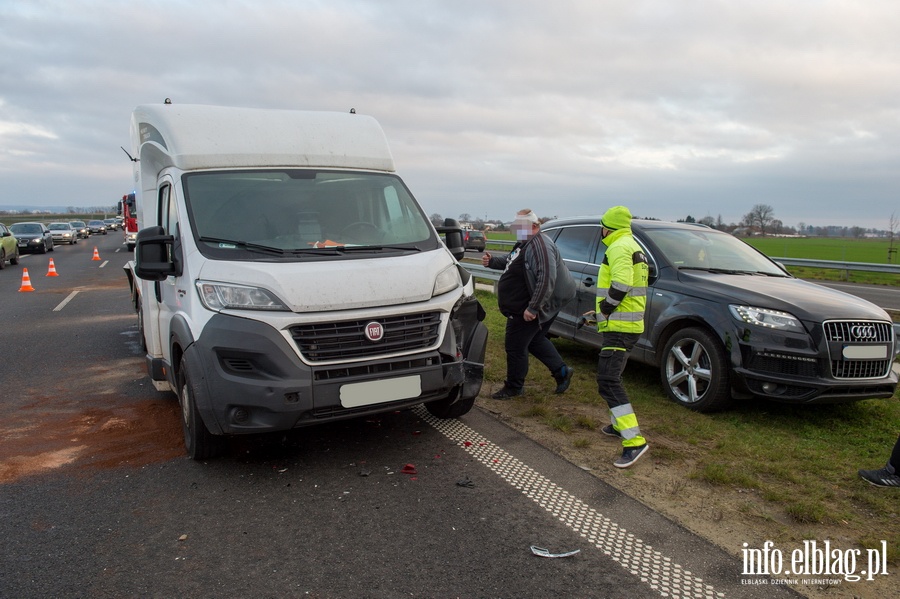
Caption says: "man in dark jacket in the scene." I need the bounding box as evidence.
[482,209,577,399]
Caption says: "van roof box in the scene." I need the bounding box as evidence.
[131,103,395,172]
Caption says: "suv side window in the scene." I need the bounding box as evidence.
[552,225,600,264]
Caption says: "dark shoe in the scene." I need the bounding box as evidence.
[491,386,524,400]
[858,467,900,488]
[614,444,649,469]
[554,365,573,394]
[601,424,622,438]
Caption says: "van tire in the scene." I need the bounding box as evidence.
[660,327,732,412]
[425,388,475,419]
[178,359,227,460]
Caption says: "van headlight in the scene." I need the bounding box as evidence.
[729,305,804,333]
[197,281,289,311]
[433,264,461,297]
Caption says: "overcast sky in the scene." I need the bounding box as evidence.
[2,0,899,230]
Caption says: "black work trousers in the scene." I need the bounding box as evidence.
[595,331,639,409]
[503,314,565,391]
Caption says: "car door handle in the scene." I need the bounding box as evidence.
[583,277,594,287]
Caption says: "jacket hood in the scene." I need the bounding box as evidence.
[601,206,633,231]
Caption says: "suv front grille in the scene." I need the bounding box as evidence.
[290,312,442,362]
[823,320,893,379]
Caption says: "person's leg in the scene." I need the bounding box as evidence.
[857,434,900,487]
[501,316,534,391]
[889,434,900,474]
[596,332,645,448]
[527,319,566,376]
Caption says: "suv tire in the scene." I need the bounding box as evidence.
[661,327,732,412]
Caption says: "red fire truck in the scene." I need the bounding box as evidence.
[118,192,138,251]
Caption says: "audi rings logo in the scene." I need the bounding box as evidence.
[850,325,877,340]
[365,321,384,342]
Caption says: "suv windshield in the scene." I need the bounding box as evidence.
[183,170,436,256]
[642,227,787,276]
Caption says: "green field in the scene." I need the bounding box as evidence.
[744,236,898,264]
[485,229,900,287]
[0,212,115,226]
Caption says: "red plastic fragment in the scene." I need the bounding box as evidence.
[401,464,417,474]
[463,441,473,447]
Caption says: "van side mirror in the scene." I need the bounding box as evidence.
[134,226,180,281]
[435,218,465,261]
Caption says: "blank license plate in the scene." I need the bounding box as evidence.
[842,345,888,359]
[339,376,422,408]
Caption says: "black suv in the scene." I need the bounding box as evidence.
[541,217,899,412]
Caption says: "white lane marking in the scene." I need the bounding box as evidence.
[416,406,725,599]
[100,260,109,268]
[53,290,80,312]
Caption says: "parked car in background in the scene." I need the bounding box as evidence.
[541,217,899,412]
[70,220,90,239]
[48,222,79,245]
[0,223,20,269]
[463,229,486,252]
[103,218,119,231]
[87,220,107,235]
[9,222,54,254]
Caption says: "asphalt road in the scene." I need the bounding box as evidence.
[1,234,803,598]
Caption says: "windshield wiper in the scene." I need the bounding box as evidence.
[197,236,285,255]
[678,266,748,274]
[336,245,422,253]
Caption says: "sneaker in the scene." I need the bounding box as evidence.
[554,366,574,394]
[491,386,524,400]
[858,467,900,488]
[614,444,649,469]
[601,424,622,438]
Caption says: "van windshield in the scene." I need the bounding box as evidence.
[183,170,437,256]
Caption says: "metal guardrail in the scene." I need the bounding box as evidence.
[478,240,900,275]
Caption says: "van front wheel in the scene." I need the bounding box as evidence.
[178,359,227,460]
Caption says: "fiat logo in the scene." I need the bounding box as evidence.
[850,325,876,340]
[364,321,384,342]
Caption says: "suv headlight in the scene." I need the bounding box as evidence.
[197,281,289,311]
[433,264,461,297]
[729,305,804,333]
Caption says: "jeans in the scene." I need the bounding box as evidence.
[503,314,565,391]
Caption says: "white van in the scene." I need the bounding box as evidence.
[126,103,487,459]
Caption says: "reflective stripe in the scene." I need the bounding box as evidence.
[608,311,643,322]
[609,403,645,447]
[597,286,647,298]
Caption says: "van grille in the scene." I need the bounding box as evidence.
[290,312,442,362]
[823,320,893,379]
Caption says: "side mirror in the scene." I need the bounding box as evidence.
[134,226,179,281]
[435,218,465,261]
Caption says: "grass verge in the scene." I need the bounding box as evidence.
[473,289,900,568]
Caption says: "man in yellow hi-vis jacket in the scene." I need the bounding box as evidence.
[590,206,650,468]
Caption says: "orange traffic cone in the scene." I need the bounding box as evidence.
[92,246,100,261]
[19,268,35,292]
[46,258,59,277]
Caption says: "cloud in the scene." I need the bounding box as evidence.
[0,0,898,229]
